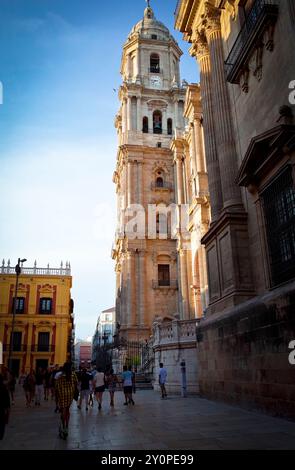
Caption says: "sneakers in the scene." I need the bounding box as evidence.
[124,402,128,406]
[98,403,102,410]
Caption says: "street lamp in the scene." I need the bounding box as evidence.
[8,258,27,372]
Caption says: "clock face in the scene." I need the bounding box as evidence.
[150,76,162,88]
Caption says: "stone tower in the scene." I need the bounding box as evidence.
[112,3,186,341]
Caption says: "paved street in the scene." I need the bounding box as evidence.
[1,386,295,450]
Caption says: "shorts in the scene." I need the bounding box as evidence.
[123,386,133,394]
[95,386,105,393]
[80,389,90,400]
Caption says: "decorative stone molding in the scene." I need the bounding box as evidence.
[265,22,276,51]
[225,0,236,20]
[202,2,222,37]
[190,30,209,61]
[240,66,250,94]
[152,161,169,175]
[253,43,264,82]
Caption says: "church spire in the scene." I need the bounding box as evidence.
[144,0,154,19]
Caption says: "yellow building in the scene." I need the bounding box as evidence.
[0,260,74,376]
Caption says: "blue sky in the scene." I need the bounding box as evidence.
[0,0,200,339]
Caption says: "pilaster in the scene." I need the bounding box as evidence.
[191,32,223,222]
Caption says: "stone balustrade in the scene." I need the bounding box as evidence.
[152,317,199,395]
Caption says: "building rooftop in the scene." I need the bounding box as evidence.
[1,260,71,277]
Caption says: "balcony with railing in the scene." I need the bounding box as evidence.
[151,181,173,191]
[32,344,55,353]
[1,260,71,276]
[3,344,27,352]
[225,0,279,84]
[152,279,178,289]
[149,67,161,74]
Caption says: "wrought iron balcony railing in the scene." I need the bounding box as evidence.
[32,344,55,353]
[225,0,279,84]
[3,344,27,352]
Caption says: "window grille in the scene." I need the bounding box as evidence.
[261,166,295,286]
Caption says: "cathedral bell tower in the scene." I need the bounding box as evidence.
[112,2,187,341]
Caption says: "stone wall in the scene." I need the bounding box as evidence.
[152,318,199,395]
[196,281,295,419]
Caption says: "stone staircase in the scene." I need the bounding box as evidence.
[134,373,153,390]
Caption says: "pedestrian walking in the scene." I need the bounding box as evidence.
[130,366,136,394]
[0,374,10,440]
[7,371,16,405]
[121,365,134,405]
[105,368,118,407]
[92,368,106,410]
[52,366,62,412]
[55,362,78,440]
[44,368,51,401]
[159,363,167,399]
[23,369,36,406]
[35,368,44,406]
[77,368,92,411]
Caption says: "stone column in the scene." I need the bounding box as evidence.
[127,96,132,131]
[179,249,190,319]
[136,97,141,132]
[190,122,197,177]
[121,253,127,328]
[122,99,126,134]
[162,107,167,135]
[174,100,179,128]
[175,155,184,205]
[169,50,173,83]
[127,54,132,80]
[127,161,133,206]
[193,116,205,174]
[183,147,191,203]
[192,33,223,222]
[137,161,143,205]
[115,267,121,325]
[123,161,128,210]
[148,107,153,133]
[127,251,134,326]
[138,251,145,326]
[205,4,243,210]
[134,49,140,81]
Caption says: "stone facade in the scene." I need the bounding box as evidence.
[175,0,295,417]
[171,84,210,319]
[0,260,74,375]
[153,318,199,395]
[112,5,211,343]
[112,5,187,341]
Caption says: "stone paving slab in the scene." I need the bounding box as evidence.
[1,386,295,450]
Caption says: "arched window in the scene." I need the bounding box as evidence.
[167,118,173,135]
[156,177,164,188]
[150,54,160,73]
[142,116,149,133]
[153,110,162,134]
